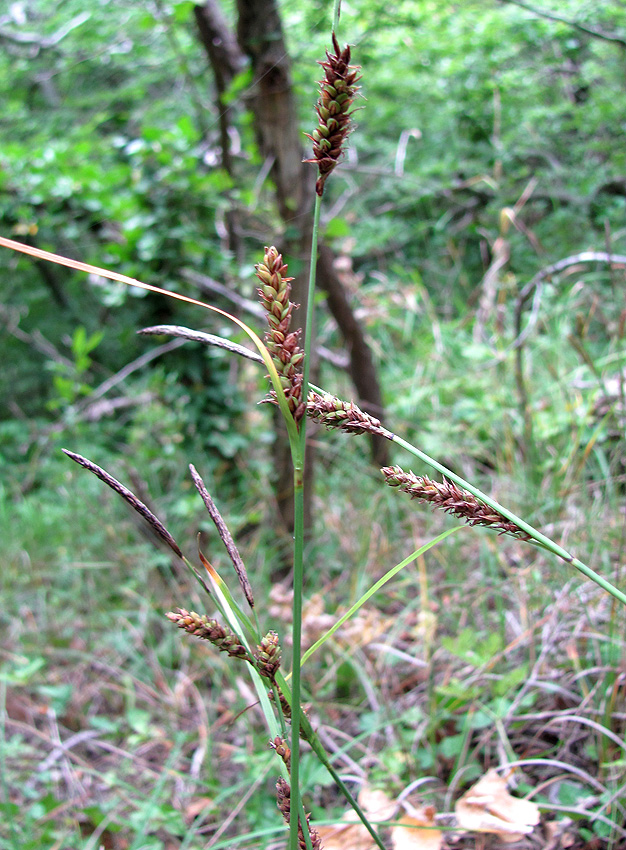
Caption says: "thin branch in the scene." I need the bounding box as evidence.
[498,0,626,49]
[514,251,626,350]
[0,12,91,50]
[82,391,156,422]
[84,338,187,404]
[0,303,73,367]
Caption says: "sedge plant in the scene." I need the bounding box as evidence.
[2,4,626,848]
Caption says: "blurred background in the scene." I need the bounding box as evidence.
[1,1,626,847]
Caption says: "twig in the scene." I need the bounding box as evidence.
[0,303,73,367]
[0,12,91,50]
[513,251,626,351]
[82,392,155,422]
[83,338,187,404]
[497,0,626,49]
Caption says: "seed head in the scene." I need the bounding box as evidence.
[270,735,291,771]
[382,466,531,540]
[269,684,292,720]
[275,777,322,850]
[306,33,361,196]
[255,630,282,680]
[63,450,183,558]
[166,608,252,660]
[256,247,305,423]
[307,390,392,438]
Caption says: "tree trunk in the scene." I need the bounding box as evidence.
[317,244,389,466]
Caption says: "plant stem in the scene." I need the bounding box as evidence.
[300,192,322,458]
[392,433,626,607]
[274,672,387,850]
[333,0,342,33]
[289,186,323,850]
[289,472,304,850]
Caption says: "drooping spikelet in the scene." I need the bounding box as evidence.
[276,777,322,850]
[306,33,361,196]
[307,390,392,438]
[382,466,531,541]
[256,246,305,422]
[166,609,252,660]
[62,450,183,558]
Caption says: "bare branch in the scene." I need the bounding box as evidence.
[514,251,626,349]
[498,0,626,49]
[0,304,73,367]
[0,12,91,50]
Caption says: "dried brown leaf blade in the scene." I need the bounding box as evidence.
[390,811,442,850]
[316,820,376,850]
[455,769,540,841]
[357,787,396,823]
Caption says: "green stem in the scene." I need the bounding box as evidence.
[333,0,342,34]
[274,672,387,850]
[392,433,626,607]
[289,182,323,850]
[300,192,322,458]
[289,473,305,850]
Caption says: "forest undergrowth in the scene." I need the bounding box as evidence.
[2,1,626,849]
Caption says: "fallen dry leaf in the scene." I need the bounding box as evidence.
[317,786,396,850]
[390,809,442,850]
[184,796,214,820]
[269,587,393,652]
[316,820,376,850]
[455,769,540,842]
[357,786,397,823]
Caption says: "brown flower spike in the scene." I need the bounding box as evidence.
[254,630,282,681]
[382,466,531,541]
[307,33,360,195]
[276,777,322,850]
[307,390,392,438]
[270,735,291,771]
[166,609,252,660]
[256,246,305,422]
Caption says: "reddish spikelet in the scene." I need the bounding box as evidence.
[166,609,253,660]
[306,33,361,195]
[270,735,291,771]
[275,777,322,850]
[256,246,305,422]
[255,631,282,681]
[382,466,531,541]
[307,390,392,438]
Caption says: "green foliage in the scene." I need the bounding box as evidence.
[2,0,626,847]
